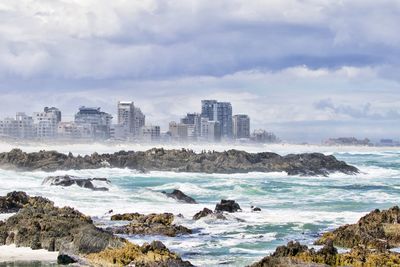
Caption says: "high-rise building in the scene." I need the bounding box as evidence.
[232,114,250,139]
[214,102,232,138]
[33,107,61,139]
[117,101,135,135]
[201,100,233,139]
[74,106,112,139]
[134,107,145,135]
[201,100,217,120]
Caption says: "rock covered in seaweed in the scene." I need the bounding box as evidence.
[249,240,400,267]
[0,191,30,213]
[315,206,400,249]
[0,192,193,267]
[0,148,359,176]
[111,212,192,237]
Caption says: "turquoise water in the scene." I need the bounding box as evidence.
[0,148,399,266]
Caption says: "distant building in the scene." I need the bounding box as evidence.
[181,113,201,138]
[44,107,62,123]
[324,137,371,146]
[33,107,61,139]
[134,107,145,135]
[74,106,112,139]
[58,122,92,140]
[201,100,217,121]
[201,100,232,139]
[200,118,221,142]
[232,114,250,139]
[251,129,278,143]
[117,101,135,136]
[169,121,191,141]
[0,117,19,139]
[140,125,160,142]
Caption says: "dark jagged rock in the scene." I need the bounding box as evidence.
[162,189,197,204]
[193,208,213,220]
[249,241,400,267]
[215,199,242,213]
[0,191,30,213]
[316,206,400,249]
[193,208,227,220]
[111,212,192,237]
[0,192,193,267]
[42,175,110,191]
[251,206,262,212]
[0,148,359,176]
[57,254,77,265]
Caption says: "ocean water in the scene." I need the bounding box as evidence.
[0,144,399,266]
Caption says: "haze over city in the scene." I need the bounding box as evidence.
[0,1,399,142]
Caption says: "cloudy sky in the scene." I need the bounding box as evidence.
[0,0,399,142]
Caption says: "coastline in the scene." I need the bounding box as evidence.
[0,141,399,156]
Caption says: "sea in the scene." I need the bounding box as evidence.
[0,142,399,266]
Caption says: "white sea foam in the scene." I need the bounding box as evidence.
[0,245,58,262]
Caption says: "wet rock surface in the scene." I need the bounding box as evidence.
[162,189,197,204]
[250,207,400,266]
[0,192,193,267]
[42,175,111,191]
[0,191,30,213]
[215,199,242,213]
[249,240,400,267]
[0,148,359,176]
[315,206,400,249]
[192,207,227,220]
[111,212,192,237]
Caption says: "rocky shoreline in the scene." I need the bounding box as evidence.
[0,148,358,176]
[2,190,400,266]
[0,191,193,266]
[250,206,400,267]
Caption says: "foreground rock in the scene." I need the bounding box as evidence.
[162,189,197,204]
[87,241,193,266]
[0,148,359,176]
[0,192,192,266]
[250,241,400,267]
[215,199,242,213]
[111,212,192,237]
[0,191,29,213]
[42,175,111,191]
[316,206,400,249]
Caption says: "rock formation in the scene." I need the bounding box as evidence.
[249,241,400,267]
[0,191,30,213]
[0,148,359,176]
[0,192,192,266]
[315,206,400,249]
[192,207,227,220]
[162,189,197,204]
[111,212,192,237]
[251,207,400,266]
[42,175,110,191]
[215,199,242,213]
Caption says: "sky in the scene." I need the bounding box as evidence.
[0,0,399,142]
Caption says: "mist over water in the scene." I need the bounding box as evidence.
[0,143,399,266]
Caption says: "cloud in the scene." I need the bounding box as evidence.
[0,1,399,142]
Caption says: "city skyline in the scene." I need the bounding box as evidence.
[0,1,399,142]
